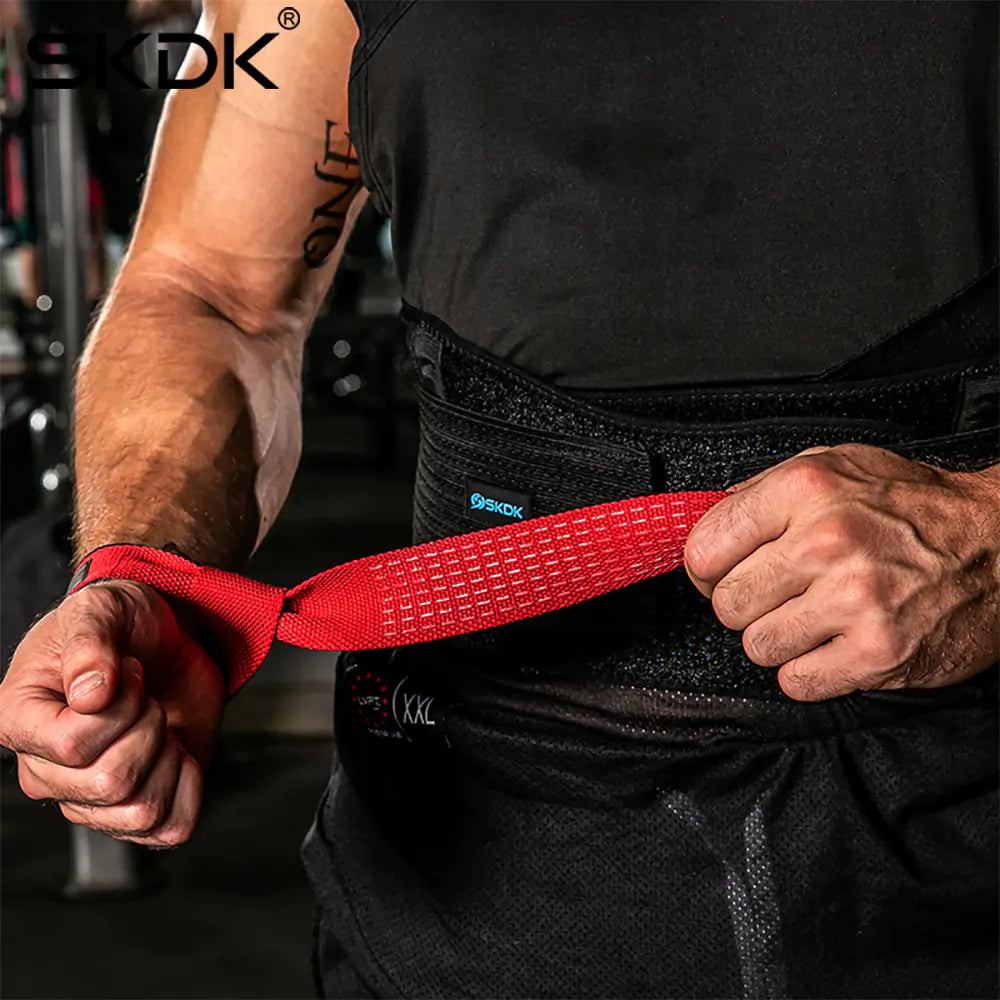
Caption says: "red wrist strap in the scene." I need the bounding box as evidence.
[69,491,725,696]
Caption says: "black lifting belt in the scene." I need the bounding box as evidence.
[394,296,998,702]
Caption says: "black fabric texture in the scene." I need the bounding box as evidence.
[303,652,999,999]
[344,0,998,388]
[304,301,999,998]
[311,905,376,1000]
[319,6,1000,994]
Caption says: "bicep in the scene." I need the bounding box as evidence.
[124,0,365,335]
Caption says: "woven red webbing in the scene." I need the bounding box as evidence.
[70,491,725,696]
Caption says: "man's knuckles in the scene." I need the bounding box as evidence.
[142,816,197,849]
[17,758,53,801]
[689,456,850,584]
[851,615,914,672]
[686,488,771,581]
[50,674,146,767]
[51,724,103,768]
[784,453,843,498]
[799,513,866,562]
[133,754,202,846]
[742,618,804,667]
[89,756,153,806]
[58,802,163,840]
[741,622,776,665]
[742,610,822,666]
[712,578,756,630]
[60,583,132,642]
[114,788,173,835]
[44,700,166,804]
[19,750,137,806]
[777,662,854,702]
[57,739,185,836]
[834,570,886,616]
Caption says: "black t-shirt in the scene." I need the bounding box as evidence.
[346,0,998,389]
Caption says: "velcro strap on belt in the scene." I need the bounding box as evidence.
[68,491,725,696]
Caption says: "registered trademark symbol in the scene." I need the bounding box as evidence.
[278,7,300,29]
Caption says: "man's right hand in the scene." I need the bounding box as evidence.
[0,582,225,847]
[3,0,363,847]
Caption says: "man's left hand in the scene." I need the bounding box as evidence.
[683,444,1000,701]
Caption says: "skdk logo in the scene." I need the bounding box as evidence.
[27,33,279,89]
[469,492,524,520]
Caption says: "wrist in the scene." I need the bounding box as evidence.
[66,542,274,697]
[953,464,1000,585]
[67,546,231,685]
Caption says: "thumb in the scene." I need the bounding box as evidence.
[60,584,130,713]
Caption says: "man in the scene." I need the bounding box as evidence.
[0,1,997,997]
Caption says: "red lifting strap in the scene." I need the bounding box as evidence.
[69,491,726,696]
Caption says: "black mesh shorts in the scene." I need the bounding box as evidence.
[302,655,999,999]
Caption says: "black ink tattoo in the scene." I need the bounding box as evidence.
[303,121,360,268]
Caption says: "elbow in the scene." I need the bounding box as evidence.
[111,245,312,345]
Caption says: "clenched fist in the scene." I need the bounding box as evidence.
[0,581,225,846]
[684,444,1000,701]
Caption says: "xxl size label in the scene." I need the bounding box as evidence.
[342,655,449,746]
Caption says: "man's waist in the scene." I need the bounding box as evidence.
[409,309,999,513]
[402,310,998,700]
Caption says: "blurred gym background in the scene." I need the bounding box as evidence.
[1,4,415,996]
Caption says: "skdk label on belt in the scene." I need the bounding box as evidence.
[466,479,532,526]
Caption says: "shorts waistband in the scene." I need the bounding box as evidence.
[337,648,999,749]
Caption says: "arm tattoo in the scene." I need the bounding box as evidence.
[303,120,360,268]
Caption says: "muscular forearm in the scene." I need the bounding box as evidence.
[74,256,307,568]
[70,0,364,569]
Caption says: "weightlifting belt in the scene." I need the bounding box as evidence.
[395,305,999,701]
